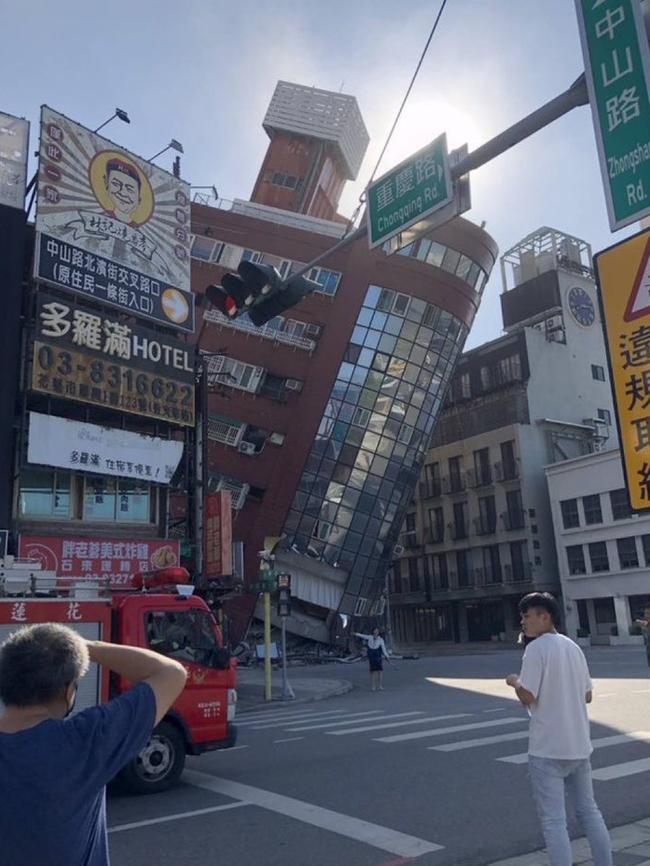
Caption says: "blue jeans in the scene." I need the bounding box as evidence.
[528,756,612,866]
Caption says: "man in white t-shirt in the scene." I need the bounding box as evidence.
[505,592,612,866]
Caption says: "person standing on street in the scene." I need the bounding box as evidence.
[633,604,650,667]
[0,622,187,866]
[354,627,390,691]
[505,592,612,866]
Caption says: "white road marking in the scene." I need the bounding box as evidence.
[108,801,249,833]
[184,769,443,857]
[237,709,350,726]
[430,731,530,752]
[326,713,470,736]
[289,712,422,732]
[632,689,650,694]
[592,757,650,780]
[274,737,305,743]
[498,732,650,765]
[250,710,384,730]
[596,693,615,698]
[222,745,249,752]
[376,717,526,744]
[482,708,509,713]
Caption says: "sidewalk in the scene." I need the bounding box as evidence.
[236,666,353,714]
[485,817,650,866]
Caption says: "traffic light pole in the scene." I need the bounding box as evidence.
[263,590,272,702]
[280,617,295,701]
[284,75,589,283]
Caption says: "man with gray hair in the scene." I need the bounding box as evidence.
[0,622,187,866]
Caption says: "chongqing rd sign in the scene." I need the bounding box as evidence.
[596,229,650,510]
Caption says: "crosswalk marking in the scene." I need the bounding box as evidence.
[592,757,650,780]
[497,732,650,765]
[375,716,526,744]
[326,713,470,736]
[288,712,423,732]
[430,730,530,752]
[246,710,384,730]
[237,709,350,726]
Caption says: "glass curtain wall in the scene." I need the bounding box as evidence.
[282,284,467,615]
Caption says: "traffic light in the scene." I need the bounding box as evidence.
[206,261,321,327]
[277,572,291,617]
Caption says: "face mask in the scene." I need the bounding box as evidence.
[63,687,78,719]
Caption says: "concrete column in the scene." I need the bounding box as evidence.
[614,595,633,645]
[458,604,469,642]
[563,595,580,639]
[586,598,598,637]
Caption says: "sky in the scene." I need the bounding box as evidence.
[2,0,643,349]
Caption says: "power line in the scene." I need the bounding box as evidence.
[344,0,449,235]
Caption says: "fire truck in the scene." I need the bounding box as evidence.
[0,556,237,794]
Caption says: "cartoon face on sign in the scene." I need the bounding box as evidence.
[89,151,154,227]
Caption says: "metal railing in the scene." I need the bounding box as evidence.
[501,509,526,530]
[204,308,317,352]
[473,516,497,536]
[419,479,442,499]
[424,525,445,544]
[494,459,520,482]
[448,520,469,541]
[503,562,533,583]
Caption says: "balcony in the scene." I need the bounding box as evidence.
[494,459,520,482]
[442,474,466,494]
[400,531,421,550]
[474,565,503,586]
[419,479,442,499]
[455,569,473,589]
[503,561,533,583]
[466,467,493,489]
[501,509,526,531]
[473,516,497,536]
[448,520,469,541]
[423,525,445,544]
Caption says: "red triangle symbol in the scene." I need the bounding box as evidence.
[624,238,650,322]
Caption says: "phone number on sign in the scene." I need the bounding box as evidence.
[32,342,195,426]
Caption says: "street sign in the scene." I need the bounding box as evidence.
[596,228,650,510]
[366,133,453,249]
[575,0,650,231]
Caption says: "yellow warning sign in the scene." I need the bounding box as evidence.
[596,228,650,510]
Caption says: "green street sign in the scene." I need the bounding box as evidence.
[366,134,453,249]
[575,0,650,230]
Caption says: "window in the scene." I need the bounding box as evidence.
[407,557,420,592]
[567,545,586,575]
[146,609,222,668]
[610,488,632,520]
[456,549,470,587]
[207,415,245,446]
[642,534,650,566]
[429,507,444,542]
[560,498,580,529]
[500,440,517,479]
[448,456,463,492]
[19,468,71,517]
[480,366,492,390]
[591,364,606,381]
[497,354,522,383]
[478,496,497,533]
[206,356,264,394]
[509,541,527,581]
[433,553,448,590]
[582,494,602,525]
[453,501,468,539]
[83,476,151,523]
[307,267,341,297]
[482,545,502,583]
[271,171,302,190]
[617,536,639,569]
[259,374,287,401]
[597,408,612,425]
[473,447,491,485]
[190,235,223,262]
[505,489,525,529]
[588,541,610,573]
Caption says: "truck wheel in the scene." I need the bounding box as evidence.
[118,721,186,794]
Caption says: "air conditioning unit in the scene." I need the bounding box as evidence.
[285,378,303,392]
[238,441,257,456]
[393,544,405,557]
[305,323,322,338]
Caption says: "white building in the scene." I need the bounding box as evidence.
[392,227,619,645]
[546,447,650,645]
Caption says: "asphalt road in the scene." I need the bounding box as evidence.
[107,647,650,866]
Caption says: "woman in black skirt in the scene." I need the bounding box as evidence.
[354,627,390,690]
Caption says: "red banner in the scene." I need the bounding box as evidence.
[18,535,180,588]
[204,491,232,579]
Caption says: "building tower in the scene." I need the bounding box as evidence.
[250,81,369,221]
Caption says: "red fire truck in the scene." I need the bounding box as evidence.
[0,559,237,794]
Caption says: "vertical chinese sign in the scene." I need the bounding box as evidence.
[204,491,232,579]
[596,228,650,510]
[34,107,194,332]
[575,0,650,230]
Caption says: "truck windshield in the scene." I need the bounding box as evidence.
[145,609,220,667]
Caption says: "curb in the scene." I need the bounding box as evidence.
[237,679,354,715]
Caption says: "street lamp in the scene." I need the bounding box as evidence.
[150,138,184,161]
[94,107,130,134]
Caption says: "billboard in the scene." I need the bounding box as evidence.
[204,491,233,579]
[0,111,29,210]
[32,293,195,426]
[18,534,180,588]
[34,106,194,332]
[27,412,184,484]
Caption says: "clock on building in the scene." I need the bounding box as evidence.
[567,286,595,327]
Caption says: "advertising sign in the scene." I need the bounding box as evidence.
[34,107,194,332]
[204,491,232,579]
[0,112,29,210]
[32,293,195,426]
[18,534,180,588]
[596,228,650,510]
[27,412,184,484]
